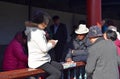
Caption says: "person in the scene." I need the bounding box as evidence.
[50,15,68,62]
[25,10,63,79]
[104,29,120,79]
[65,24,89,79]
[103,30,117,41]
[107,26,120,55]
[85,25,120,79]
[102,19,114,33]
[2,31,28,71]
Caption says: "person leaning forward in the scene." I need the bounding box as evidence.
[85,25,120,79]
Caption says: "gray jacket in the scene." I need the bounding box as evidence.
[65,37,91,62]
[85,37,120,79]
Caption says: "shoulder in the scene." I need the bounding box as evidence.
[89,40,105,51]
[29,28,45,40]
[90,40,115,51]
[31,28,44,35]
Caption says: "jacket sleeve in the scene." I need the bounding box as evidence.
[32,31,53,53]
[85,46,100,75]
[72,49,88,56]
[13,43,28,63]
[65,49,72,60]
[72,40,88,56]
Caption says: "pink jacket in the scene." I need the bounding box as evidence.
[114,39,120,56]
[2,32,28,71]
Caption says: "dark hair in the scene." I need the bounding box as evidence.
[106,20,114,26]
[52,15,60,21]
[105,30,117,41]
[31,10,51,24]
[22,30,27,39]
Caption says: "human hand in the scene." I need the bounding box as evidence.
[48,40,58,47]
[66,58,73,63]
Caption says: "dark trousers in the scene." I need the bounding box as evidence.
[39,61,63,79]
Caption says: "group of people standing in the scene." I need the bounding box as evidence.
[2,10,120,79]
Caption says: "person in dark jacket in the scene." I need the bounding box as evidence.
[50,15,68,62]
[65,24,90,79]
[86,25,120,79]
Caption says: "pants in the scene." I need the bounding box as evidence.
[39,61,63,79]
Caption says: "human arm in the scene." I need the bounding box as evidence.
[65,49,73,62]
[32,30,56,53]
[71,49,88,56]
[71,40,88,56]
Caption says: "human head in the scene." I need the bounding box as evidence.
[75,24,89,40]
[88,25,103,43]
[52,15,60,25]
[15,31,27,45]
[107,25,120,40]
[103,30,117,41]
[27,10,51,30]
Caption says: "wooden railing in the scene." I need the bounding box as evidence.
[0,62,85,79]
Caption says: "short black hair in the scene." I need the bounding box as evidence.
[22,30,27,39]
[31,10,51,24]
[105,30,117,41]
[52,15,60,21]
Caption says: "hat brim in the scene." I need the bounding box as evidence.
[75,29,89,34]
[88,34,103,38]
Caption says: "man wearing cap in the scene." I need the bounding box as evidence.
[65,24,90,79]
[85,26,120,79]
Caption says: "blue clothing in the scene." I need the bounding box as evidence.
[102,25,108,33]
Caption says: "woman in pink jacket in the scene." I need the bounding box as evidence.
[2,31,28,71]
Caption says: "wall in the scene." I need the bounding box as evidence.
[0,1,28,44]
[0,1,120,45]
[0,1,87,45]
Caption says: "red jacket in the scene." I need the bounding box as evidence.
[2,32,28,71]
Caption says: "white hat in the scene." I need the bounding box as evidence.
[75,24,89,34]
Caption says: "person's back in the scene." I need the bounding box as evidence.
[86,26,120,79]
[2,32,28,71]
[88,39,119,79]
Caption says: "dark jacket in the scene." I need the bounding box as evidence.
[50,23,67,44]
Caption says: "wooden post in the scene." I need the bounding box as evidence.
[86,0,102,28]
